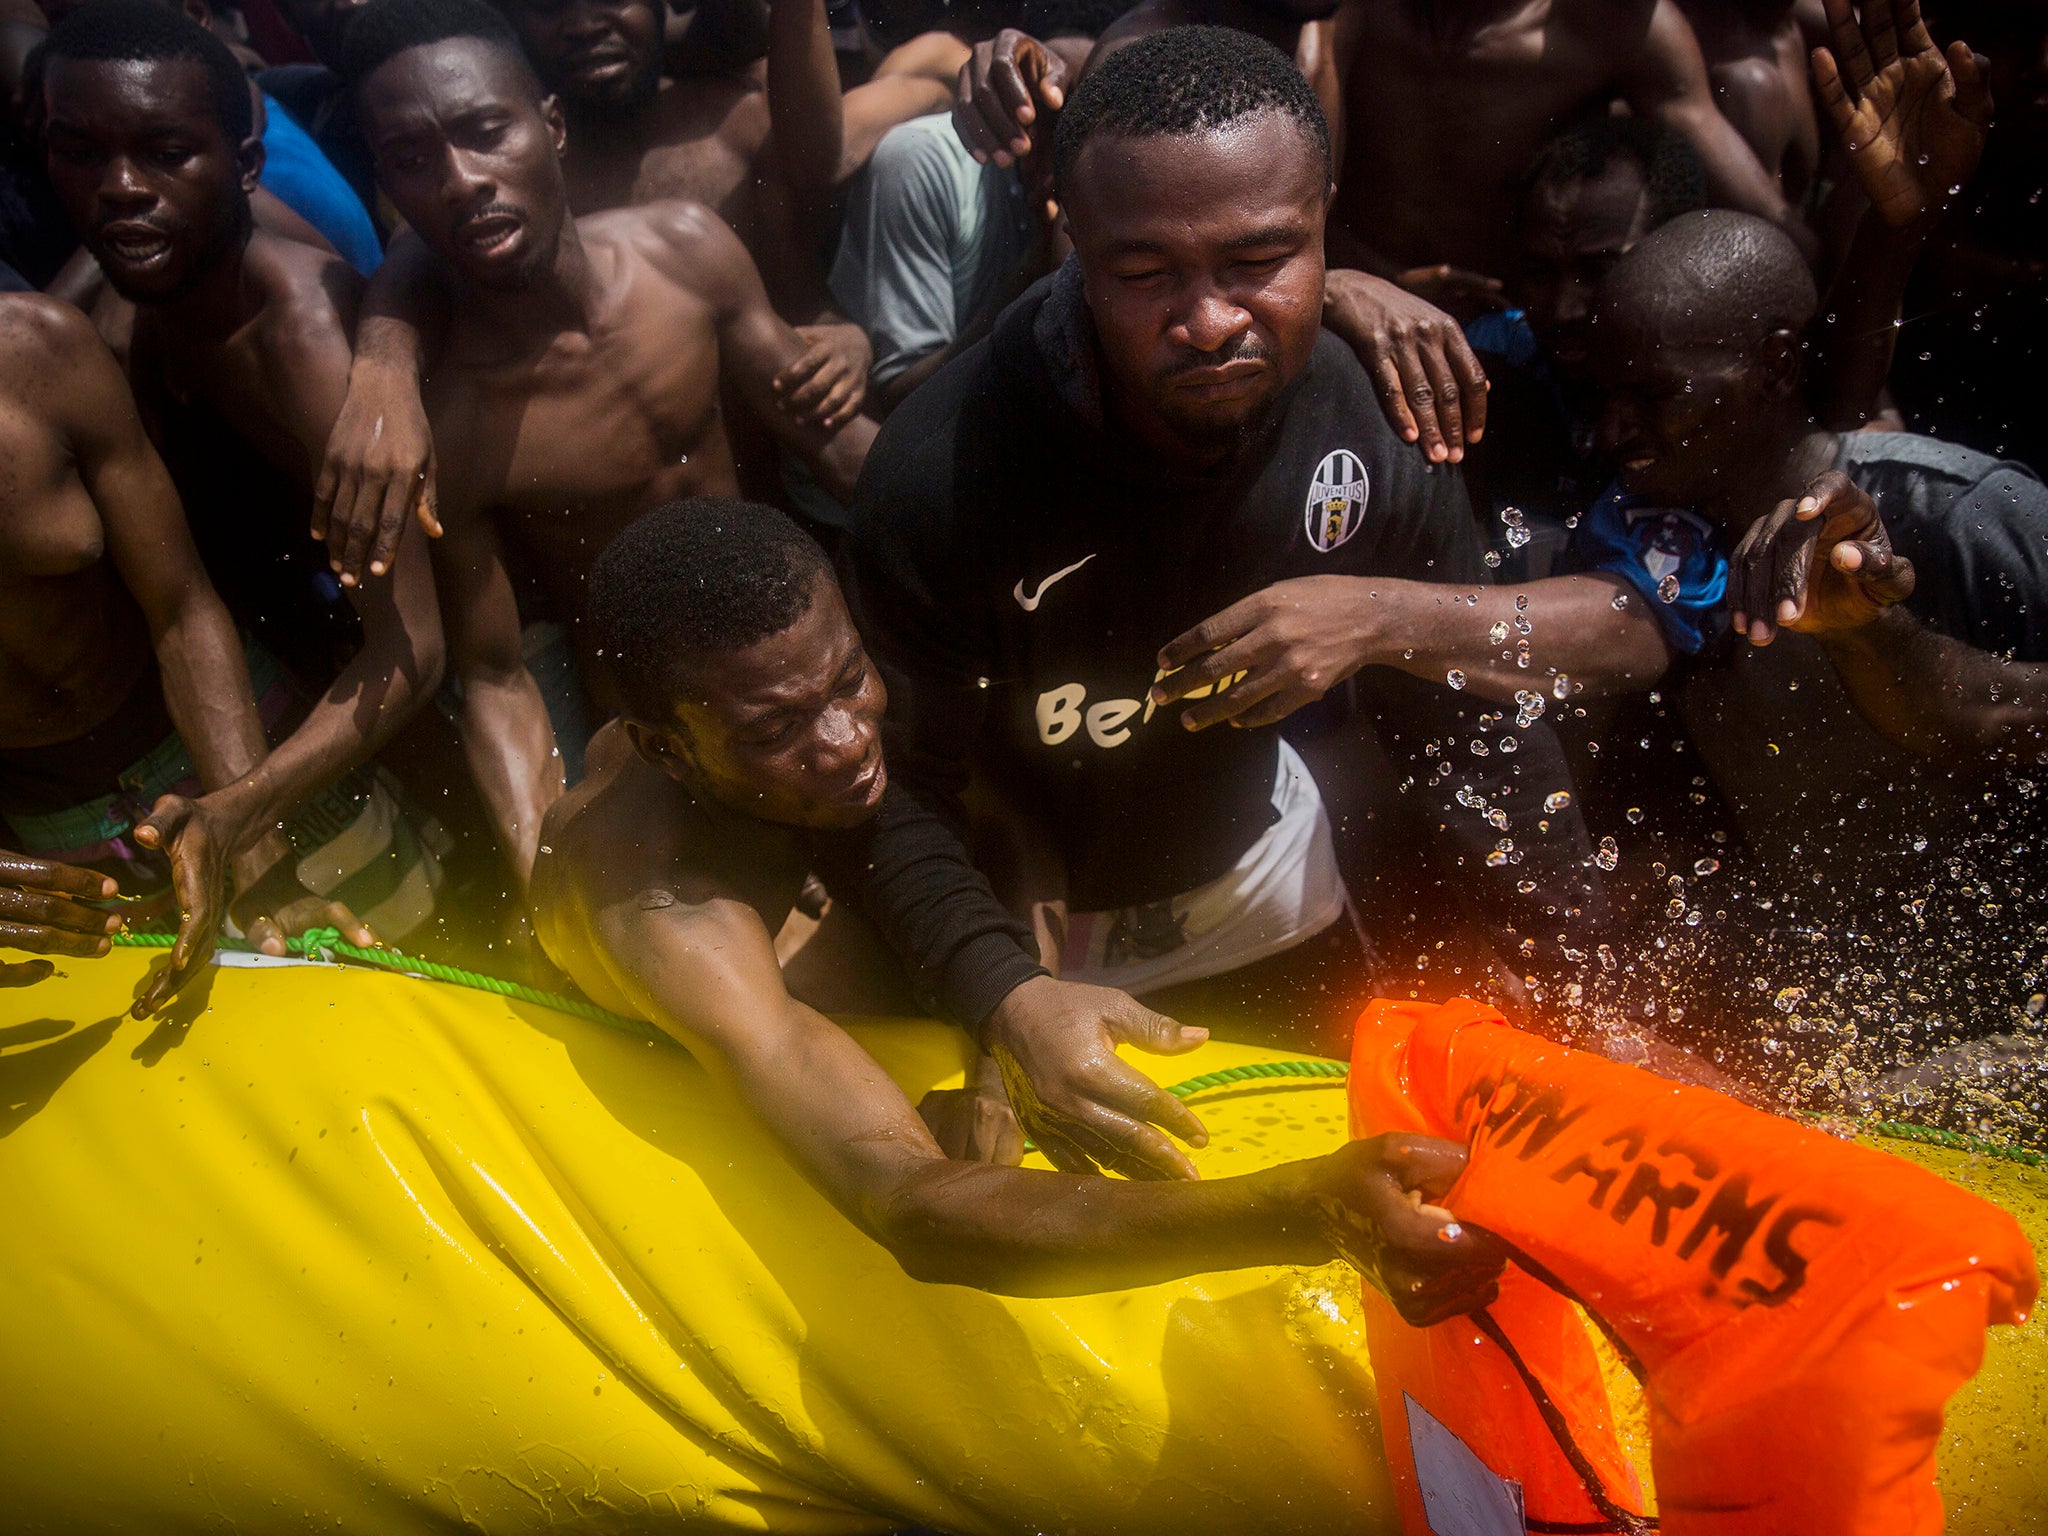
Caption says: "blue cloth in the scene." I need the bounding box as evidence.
[1462,307,1541,371]
[259,92,381,275]
[1571,486,1729,654]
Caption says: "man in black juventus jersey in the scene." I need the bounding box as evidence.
[812,27,1610,1180]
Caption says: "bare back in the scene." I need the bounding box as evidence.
[0,297,150,750]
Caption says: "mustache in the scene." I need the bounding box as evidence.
[1160,334,1273,378]
[456,201,525,234]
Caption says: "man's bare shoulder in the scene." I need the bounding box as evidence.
[586,198,753,289]
[0,293,131,441]
[0,292,106,385]
[244,233,363,361]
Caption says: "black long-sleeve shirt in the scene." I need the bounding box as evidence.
[812,265,1604,1026]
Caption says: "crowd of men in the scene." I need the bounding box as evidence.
[2,0,2044,1295]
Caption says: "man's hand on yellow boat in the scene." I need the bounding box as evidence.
[1313,1134,1507,1327]
[0,846,120,987]
[982,975,1212,1181]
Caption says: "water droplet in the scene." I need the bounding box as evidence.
[1545,790,1572,812]
[1489,620,1509,644]
[1486,850,1509,867]
[1506,525,1531,548]
[1518,879,1537,894]
[1657,573,1681,604]
[1612,591,1631,609]
[1594,836,1620,871]
[1482,550,1503,568]
[1446,669,1466,690]
[1552,674,1572,700]
[1774,986,1808,1013]
[1626,806,1644,824]
[1500,506,1525,527]
[1694,858,1720,876]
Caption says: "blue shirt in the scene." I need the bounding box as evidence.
[259,92,381,275]
[1571,487,1729,654]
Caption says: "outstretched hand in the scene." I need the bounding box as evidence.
[1812,0,1992,230]
[0,848,120,987]
[952,29,1067,167]
[1314,1133,1506,1327]
[311,360,441,587]
[981,975,1211,1180]
[1325,269,1488,464]
[129,794,232,1018]
[1730,469,1916,645]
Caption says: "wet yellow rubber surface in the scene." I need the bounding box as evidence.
[0,952,2039,1533]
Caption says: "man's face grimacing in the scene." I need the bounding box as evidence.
[358,38,570,291]
[1063,112,1330,453]
[631,578,890,832]
[1589,301,1798,512]
[42,56,257,302]
[503,0,664,115]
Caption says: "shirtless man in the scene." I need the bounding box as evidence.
[336,0,873,848]
[1325,0,1809,303]
[534,493,1505,1310]
[0,290,334,1013]
[951,0,1807,313]
[37,0,468,923]
[1676,0,1822,204]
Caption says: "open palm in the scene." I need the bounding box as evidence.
[1813,0,1993,229]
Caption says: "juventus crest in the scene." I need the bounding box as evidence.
[1306,449,1369,553]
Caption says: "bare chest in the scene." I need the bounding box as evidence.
[0,412,105,579]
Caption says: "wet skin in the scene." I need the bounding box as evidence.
[357,37,870,641]
[532,574,1506,1307]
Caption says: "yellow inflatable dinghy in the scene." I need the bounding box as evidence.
[1,950,2041,1534]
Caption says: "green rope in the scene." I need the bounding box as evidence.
[1161,1059,1349,1098]
[111,927,660,1041]
[109,932,2043,1168]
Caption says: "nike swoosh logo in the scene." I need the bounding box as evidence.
[1013,553,1097,612]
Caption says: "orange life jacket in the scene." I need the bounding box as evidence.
[1349,996,2038,1536]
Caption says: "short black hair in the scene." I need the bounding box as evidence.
[1527,115,1707,231]
[340,0,533,90]
[1051,25,1330,195]
[1600,209,1818,352]
[40,0,253,144]
[588,497,836,720]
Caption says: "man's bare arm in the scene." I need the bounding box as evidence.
[653,203,878,500]
[588,892,1504,1309]
[200,281,447,852]
[1805,0,1991,427]
[1819,610,2048,762]
[1146,573,1671,714]
[50,299,266,795]
[765,0,841,192]
[40,297,264,1008]
[1628,0,1817,260]
[433,508,564,891]
[313,235,450,584]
